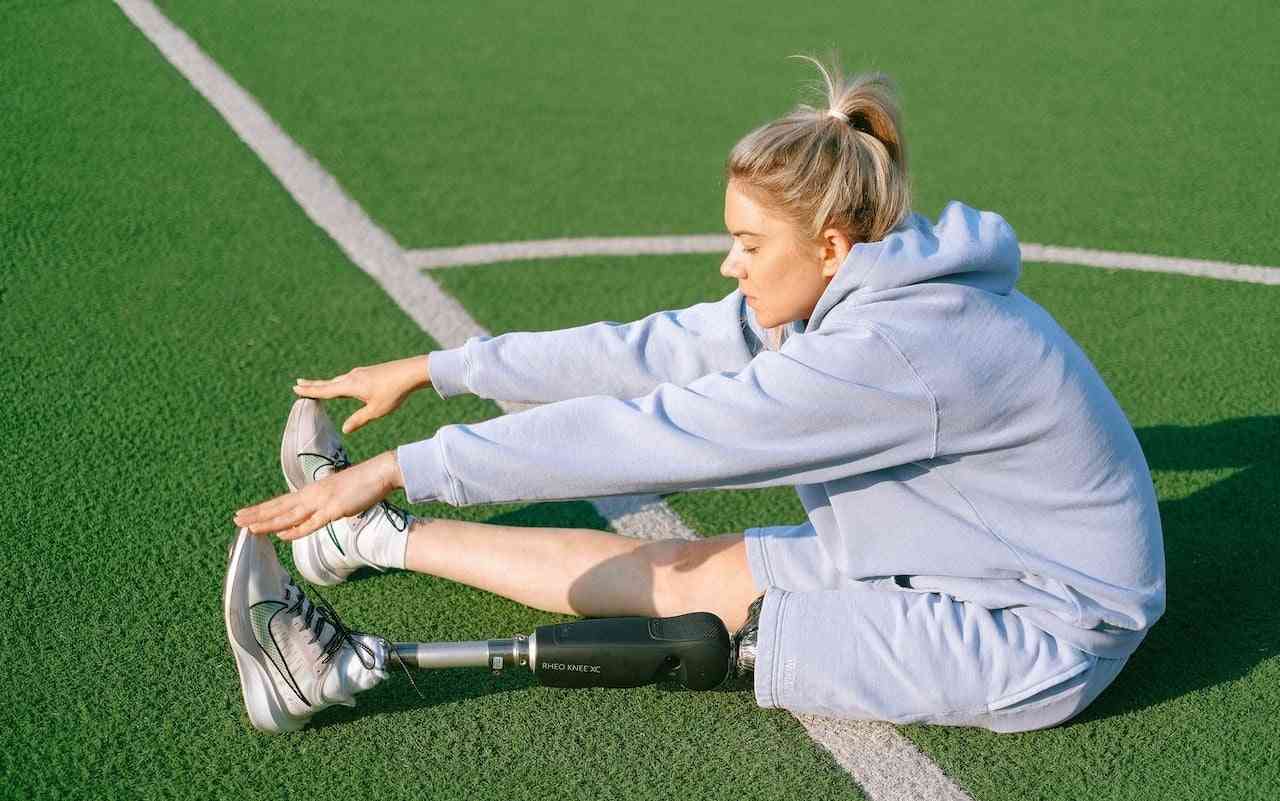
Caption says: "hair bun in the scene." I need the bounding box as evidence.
[847,111,874,136]
[725,51,911,246]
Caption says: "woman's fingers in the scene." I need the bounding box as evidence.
[234,491,296,524]
[246,504,312,535]
[341,405,376,435]
[293,378,348,400]
[279,509,330,542]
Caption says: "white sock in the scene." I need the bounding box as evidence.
[352,509,422,571]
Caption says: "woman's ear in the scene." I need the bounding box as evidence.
[818,226,852,278]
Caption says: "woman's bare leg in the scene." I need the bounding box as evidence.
[404,518,759,630]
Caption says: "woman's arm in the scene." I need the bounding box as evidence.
[238,322,935,539]
[427,289,768,405]
[295,290,768,433]
[398,323,939,506]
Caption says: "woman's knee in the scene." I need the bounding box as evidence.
[648,534,757,629]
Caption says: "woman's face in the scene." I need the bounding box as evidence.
[720,179,849,330]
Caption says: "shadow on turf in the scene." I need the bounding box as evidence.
[308,669,537,730]
[309,659,748,731]
[1061,415,1280,727]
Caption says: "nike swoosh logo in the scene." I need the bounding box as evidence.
[250,600,310,707]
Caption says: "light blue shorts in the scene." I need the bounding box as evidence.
[744,521,1129,733]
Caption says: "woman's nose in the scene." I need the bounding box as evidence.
[720,255,744,279]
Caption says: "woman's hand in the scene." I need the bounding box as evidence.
[233,451,405,540]
[294,354,432,434]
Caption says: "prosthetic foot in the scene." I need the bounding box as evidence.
[223,527,390,733]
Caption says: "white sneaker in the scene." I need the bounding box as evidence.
[280,397,348,492]
[223,527,390,734]
[280,398,413,586]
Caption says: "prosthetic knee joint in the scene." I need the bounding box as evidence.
[728,593,765,680]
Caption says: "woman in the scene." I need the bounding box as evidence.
[229,54,1165,735]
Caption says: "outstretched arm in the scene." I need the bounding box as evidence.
[427,288,773,404]
[398,323,939,505]
[235,323,936,542]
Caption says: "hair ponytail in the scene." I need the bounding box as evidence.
[725,50,911,247]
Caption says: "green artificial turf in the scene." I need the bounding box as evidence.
[155,0,1280,264]
[0,4,861,800]
[7,1,1279,800]
[434,256,1280,800]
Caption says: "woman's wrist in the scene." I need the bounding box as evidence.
[376,449,406,491]
[399,354,431,391]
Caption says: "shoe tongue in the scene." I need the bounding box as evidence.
[299,452,336,481]
[306,598,340,641]
[286,585,331,641]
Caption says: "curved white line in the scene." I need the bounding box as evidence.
[407,236,1279,285]
[1018,243,1280,285]
[408,235,732,269]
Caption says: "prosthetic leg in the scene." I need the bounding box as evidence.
[391,611,736,690]
[390,594,765,691]
[225,525,764,734]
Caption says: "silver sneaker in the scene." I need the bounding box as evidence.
[280,398,412,586]
[223,527,389,733]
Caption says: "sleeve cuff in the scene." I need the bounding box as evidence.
[396,437,459,505]
[427,347,470,399]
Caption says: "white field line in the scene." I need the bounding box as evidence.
[115,2,976,800]
[408,236,1280,286]
[409,235,732,269]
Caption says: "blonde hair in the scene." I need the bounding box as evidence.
[726,51,911,244]
[726,52,911,350]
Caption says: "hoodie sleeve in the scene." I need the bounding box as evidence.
[426,289,768,404]
[396,323,939,505]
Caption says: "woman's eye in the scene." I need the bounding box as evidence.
[745,247,758,254]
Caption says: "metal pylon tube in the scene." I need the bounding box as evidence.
[390,635,530,672]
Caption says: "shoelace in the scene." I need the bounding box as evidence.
[299,449,411,532]
[283,580,423,698]
[283,580,377,668]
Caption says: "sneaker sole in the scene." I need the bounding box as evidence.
[280,398,356,587]
[279,398,311,493]
[223,527,307,734]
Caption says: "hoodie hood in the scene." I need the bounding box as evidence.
[804,201,1022,333]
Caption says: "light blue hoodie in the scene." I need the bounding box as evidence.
[398,202,1166,661]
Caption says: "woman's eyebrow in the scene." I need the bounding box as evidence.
[730,229,764,237]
